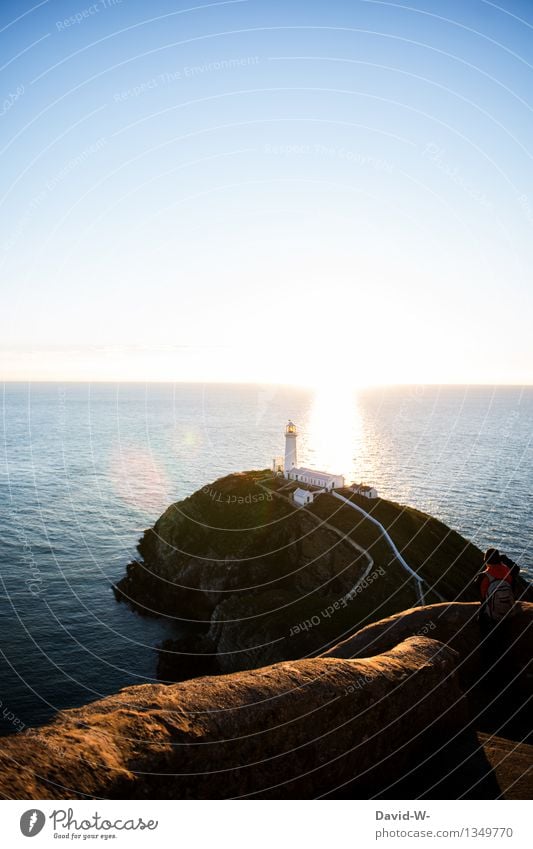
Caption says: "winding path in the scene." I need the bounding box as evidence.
[257,477,445,606]
[255,479,376,600]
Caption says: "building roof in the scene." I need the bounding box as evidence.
[294,487,313,498]
[291,466,343,480]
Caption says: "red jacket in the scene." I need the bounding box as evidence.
[479,562,513,600]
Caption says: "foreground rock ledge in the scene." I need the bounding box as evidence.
[326,602,532,675]
[0,636,462,800]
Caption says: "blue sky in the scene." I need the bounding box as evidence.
[1,0,533,384]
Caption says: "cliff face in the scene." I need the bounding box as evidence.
[114,471,487,679]
[1,602,531,801]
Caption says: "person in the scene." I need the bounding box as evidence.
[476,548,518,631]
[474,550,522,722]
[474,548,518,686]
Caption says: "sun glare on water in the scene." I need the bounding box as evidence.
[303,380,364,482]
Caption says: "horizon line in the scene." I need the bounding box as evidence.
[1,379,532,388]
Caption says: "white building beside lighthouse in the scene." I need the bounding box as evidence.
[272,421,345,491]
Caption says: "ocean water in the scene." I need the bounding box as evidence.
[0,383,531,735]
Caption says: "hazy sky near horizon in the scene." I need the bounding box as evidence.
[1,0,533,386]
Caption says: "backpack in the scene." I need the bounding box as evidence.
[484,574,515,621]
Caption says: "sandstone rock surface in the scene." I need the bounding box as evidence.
[0,636,463,800]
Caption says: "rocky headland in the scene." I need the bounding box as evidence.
[112,470,530,679]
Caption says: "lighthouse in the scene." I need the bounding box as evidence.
[273,420,345,490]
[285,420,298,472]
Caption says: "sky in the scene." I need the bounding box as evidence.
[1,0,533,386]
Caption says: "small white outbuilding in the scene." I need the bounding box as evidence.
[351,483,378,499]
[293,487,314,507]
[272,456,284,474]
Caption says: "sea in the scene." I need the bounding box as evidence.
[0,383,531,735]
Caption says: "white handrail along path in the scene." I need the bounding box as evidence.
[332,491,427,605]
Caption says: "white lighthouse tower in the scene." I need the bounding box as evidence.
[271,419,345,490]
[284,420,298,473]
